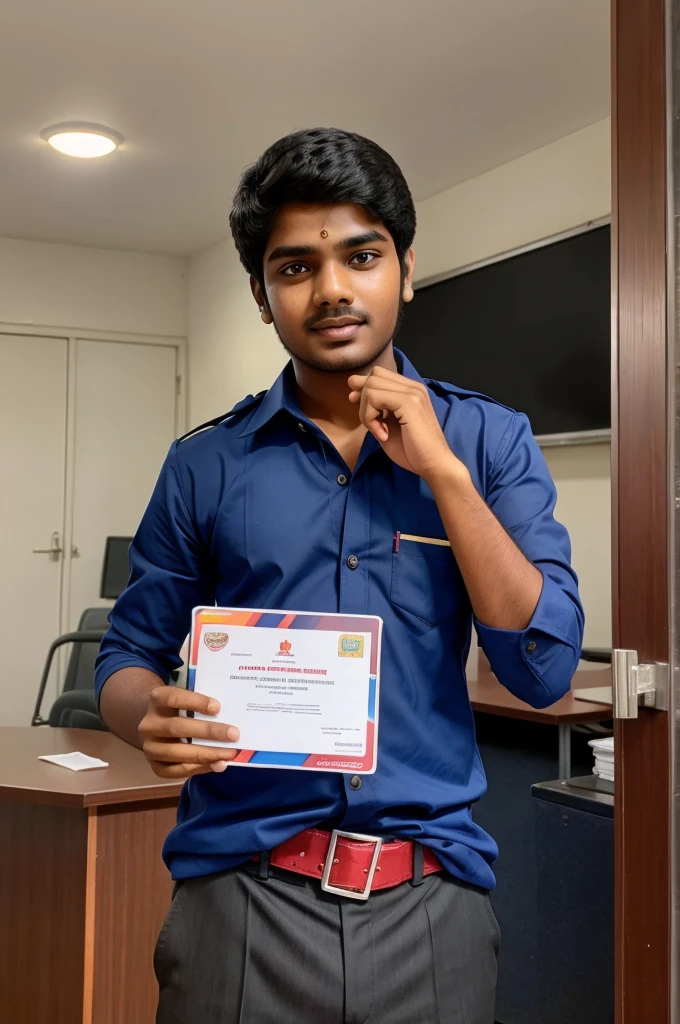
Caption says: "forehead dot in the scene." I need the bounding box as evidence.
[320,229,328,238]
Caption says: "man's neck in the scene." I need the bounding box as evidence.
[293,344,398,429]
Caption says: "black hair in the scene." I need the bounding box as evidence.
[230,127,416,281]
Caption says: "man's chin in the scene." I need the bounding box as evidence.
[281,336,393,375]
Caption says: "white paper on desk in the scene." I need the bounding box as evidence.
[38,751,109,771]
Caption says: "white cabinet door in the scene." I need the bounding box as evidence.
[67,340,178,630]
[0,335,67,725]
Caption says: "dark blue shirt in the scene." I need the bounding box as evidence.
[96,350,583,889]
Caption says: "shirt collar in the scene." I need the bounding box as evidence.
[396,348,425,385]
[236,347,428,439]
[236,360,304,438]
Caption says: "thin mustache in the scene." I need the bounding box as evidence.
[305,307,371,330]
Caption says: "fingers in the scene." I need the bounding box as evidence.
[347,369,420,441]
[348,365,407,388]
[139,699,239,745]
[359,381,427,418]
[149,685,221,717]
[147,760,231,780]
[362,383,432,443]
[348,375,412,402]
[361,393,394,442]
[350,374,413,393]
[142,739,240,766]
[360,386,418,442]
[140,686,241,779]
[155,715,240,743]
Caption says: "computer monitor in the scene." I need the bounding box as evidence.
[100,537,133,599]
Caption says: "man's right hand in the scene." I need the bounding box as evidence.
[138,686,240,779]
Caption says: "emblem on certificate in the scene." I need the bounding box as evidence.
[338,634,364,657]
[203,631,229,651]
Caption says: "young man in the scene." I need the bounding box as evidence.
[96,128,583,1024]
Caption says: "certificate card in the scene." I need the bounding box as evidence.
[188,607,382,773]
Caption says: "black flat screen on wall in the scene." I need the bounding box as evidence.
[397,224,611,437]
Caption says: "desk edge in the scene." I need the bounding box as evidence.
[469,699,613,725]
[0,781,183,809]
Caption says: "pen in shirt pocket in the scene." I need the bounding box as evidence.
[393,531,452,552]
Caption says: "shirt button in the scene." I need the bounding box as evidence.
[297,422,306,432]
[337,473,349,486]
[346,554,359,570]
[350,775,362,790]
[526,640,538,654]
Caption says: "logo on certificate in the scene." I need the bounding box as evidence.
[279,639,293,656]
[338,634,364,658]
[204,631,229,651]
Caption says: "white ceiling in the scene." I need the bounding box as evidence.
[0,0,609,255]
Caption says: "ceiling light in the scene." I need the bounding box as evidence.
[40,122,124,159]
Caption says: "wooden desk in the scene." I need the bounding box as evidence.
[0,727,182,1024]
[468,667,612,778]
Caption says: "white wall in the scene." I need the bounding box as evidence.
[188,239,283,423]
[415,119,611,285]
[0,237,188,337]
[188,117,612,649]
[541,442,611,651]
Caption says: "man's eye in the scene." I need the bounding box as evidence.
[281,262,309,276]
[349,251,379,266]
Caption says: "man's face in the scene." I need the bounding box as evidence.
[253,202,415,374]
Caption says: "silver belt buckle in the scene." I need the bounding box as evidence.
[320,829,383,901]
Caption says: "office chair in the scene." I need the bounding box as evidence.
[32,607,111,729]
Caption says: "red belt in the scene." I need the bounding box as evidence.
[254,828,442,900]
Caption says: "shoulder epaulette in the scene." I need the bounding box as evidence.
[426,378,514,414]
[178,391,266,443]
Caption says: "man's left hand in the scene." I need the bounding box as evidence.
[348,366,468,484]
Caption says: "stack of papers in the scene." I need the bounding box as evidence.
[588,736,614,782]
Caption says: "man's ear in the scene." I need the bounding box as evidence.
[402,250,415,304]
[251,276,273,324]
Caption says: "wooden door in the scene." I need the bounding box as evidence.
[611,0,671,1019]
[0,334,68,725]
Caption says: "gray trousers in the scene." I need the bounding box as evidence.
[155,864,500,1024]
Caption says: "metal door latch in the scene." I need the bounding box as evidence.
[612,649,668,719]
[32,531,63,562]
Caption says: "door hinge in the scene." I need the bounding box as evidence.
[612,649,668,718]
[176,375,182,396]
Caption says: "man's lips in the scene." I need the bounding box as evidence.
[310,317,366,340]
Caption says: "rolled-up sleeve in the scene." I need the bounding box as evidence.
[94,442,216,702]
[475,412,584,708]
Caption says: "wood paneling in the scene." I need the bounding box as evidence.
[0,730,181,1024]
[83,808,99,1024]
[612,0,671,1020]
[0,802,88,1024]
[92,799,177,1024]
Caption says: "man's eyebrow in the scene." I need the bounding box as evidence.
[335,230,388,250]
[267,230,389,263]
[267,243,319,263]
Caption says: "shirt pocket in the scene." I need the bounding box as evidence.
[390,534,459,627]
